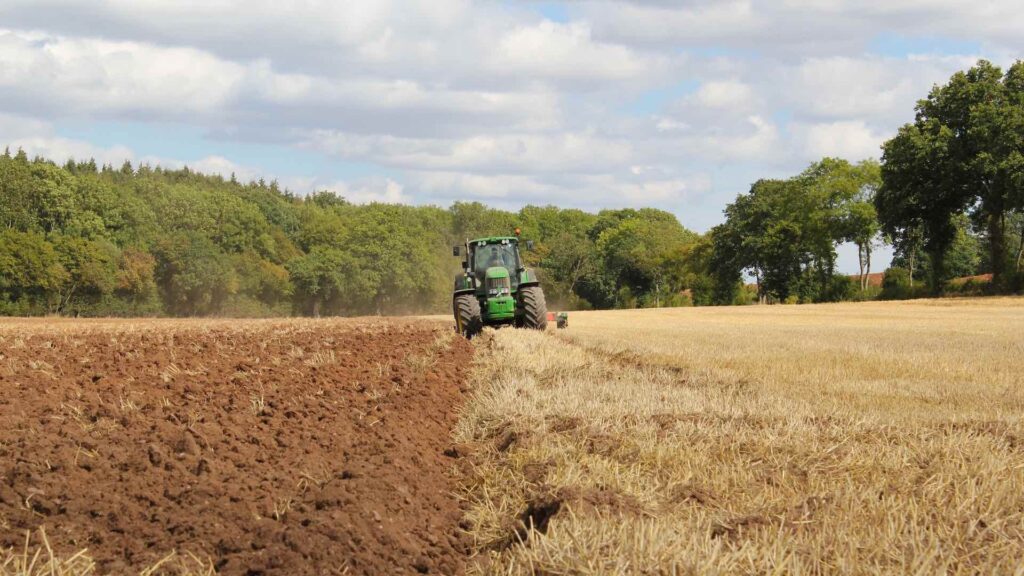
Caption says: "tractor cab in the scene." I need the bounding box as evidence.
[470,238,521,284]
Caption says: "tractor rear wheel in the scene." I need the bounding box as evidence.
[518,286,548,330]
[454,294,483,339]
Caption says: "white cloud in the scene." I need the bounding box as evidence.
[584,174,699,204]
[0,29,245,117]
[0,112,134,165]
[321,178,412,205]
[0,1,466,64]
[0,28,564,138]
[711,115,781,160]
[411,171,561,200]
[645,114,783,164]
[186,156,255,181]
[786,55,974,122]
[409,169,711,210]
[585,1,760,45]
[793,120,889,160]
[305,130,634,174]
[0,113,50,141]
[0,0,1013,239]
[654,117,690,132]
[0,1,662,90]
[694,80,755,109]
[582,0,1023,55]
[11,136,135,167]
[0,113,411,204]
[492,20,659,84]
[779,0,1024,43]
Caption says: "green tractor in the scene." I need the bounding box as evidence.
[452,232,547,338]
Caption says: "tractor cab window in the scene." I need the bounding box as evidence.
[473,243,518,281]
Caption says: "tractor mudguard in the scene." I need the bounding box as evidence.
[518,268,540,287]
[453,274,475,295]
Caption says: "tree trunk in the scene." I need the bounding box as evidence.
[824,252,835,295]
[755,268,765,304]
[58,282,79,316]
[567,257,585,294]
[989,210,1006,286]
[865,245,872,290]
[908,250,915,289]
[312,299,321,318]
[857,243,866,290]
[1016,230,1024,273]
[929,247,945,296]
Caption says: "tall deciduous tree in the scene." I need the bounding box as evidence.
[799,158,882,290]
[879,60,1024,290]
[878,120,962,292]
[593,209,696,308]
[713,178,831,303]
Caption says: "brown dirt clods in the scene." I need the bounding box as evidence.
[0,318,473,575]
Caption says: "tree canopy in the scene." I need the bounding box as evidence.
[878,60,1024,291]
[709,158,881,304]
[0,151,703,316]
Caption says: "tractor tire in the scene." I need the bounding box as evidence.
[454,294,483,339]
[518,286,548,330]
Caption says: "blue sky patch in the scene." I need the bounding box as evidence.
[869,33,982,57]
[624,80,701,116]
[532,2,570,23]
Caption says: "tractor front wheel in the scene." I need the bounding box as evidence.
[454,294,483,339]
[518,286,548,330]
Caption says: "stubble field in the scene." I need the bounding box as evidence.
[456,298,1024,574]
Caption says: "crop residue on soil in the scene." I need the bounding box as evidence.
[0,318,473,575]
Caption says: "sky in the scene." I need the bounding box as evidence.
[0,0,1021,272]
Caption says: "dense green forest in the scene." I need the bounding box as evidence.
[1,60,1021,317]
[0,150,708,316]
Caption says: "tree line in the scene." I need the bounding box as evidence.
[0,151,704,316]
[705,59,1024,304]
[1,59,1020,317]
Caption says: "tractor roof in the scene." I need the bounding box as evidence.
[468,236,519,244]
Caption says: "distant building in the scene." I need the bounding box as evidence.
[852,272,884,288]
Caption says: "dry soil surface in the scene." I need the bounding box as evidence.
[0,317,472,575]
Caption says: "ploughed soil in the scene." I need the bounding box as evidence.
[0,318,473,575]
